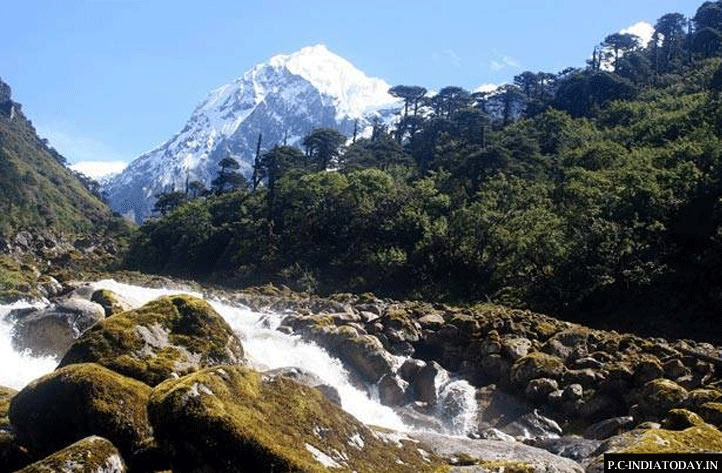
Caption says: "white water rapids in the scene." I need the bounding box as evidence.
[0,279,477,434]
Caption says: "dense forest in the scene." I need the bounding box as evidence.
[126,2,722,341]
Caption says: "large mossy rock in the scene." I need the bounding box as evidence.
[15,436,126,473]
[8,363,152,465]
[148,365,445,473]
[58,295,244,386]
[510,352,565,386]
[0,386,31,472]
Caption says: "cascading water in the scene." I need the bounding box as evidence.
[0,301,56,390]
[0,279,477,435]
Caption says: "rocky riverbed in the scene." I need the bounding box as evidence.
[1,272,722,472]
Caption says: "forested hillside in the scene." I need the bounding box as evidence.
[126,2,722,341]
[0,78,122,238]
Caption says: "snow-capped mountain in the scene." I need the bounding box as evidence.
[104,45,401,222]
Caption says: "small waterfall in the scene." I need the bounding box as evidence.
[437,379,478,435]
[0,279,480,436]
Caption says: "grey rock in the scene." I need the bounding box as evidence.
[528,436,602,462]
[378,373,408,406]
[11,298,105,357]
[413,361,450,404]
[263,366,341,406]
[14,436,126,473]
[501,409,562,440]
[563,384,584,402]
[582,416,634,440]
[411,431,584,473]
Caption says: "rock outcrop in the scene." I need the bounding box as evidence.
[58,294,245,386]
[8,363,153,467]
[9,298,105,357]
[14,436,126,473]
[148,365,445,473]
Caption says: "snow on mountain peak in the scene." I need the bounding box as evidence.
[103,45,402,223]
[267,44,398,118]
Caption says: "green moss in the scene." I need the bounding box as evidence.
[58,295,244,386]
[9,363,152,463]
[510,351,565,385]
[662,409,706,430]
[616,425,722,453]
[697,402,722,426]
[90,289,128,316]
[640,378,688,415]
[0,255,39,301]
[149,365,444,473]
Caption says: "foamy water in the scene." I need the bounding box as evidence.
[0,279,476,433]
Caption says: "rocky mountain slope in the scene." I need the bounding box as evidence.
[103,45,401,222]
[0,78,116,238]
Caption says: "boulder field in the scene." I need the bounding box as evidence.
[1,280,722,472]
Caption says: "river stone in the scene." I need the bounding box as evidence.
[525,378,559,401]
[697,401,722,426]
[500,410,563,440]
[91,289,133,316]
[684,388,722,409]
[148,365,444,473]
[638,378,688,417]
[11,298,105,357]
[378,373,408,406]
[410,431,584,473]
[528,436,602,462]
[15,436,126,473]
[501,336,532,361]
[8,363,152,467]
[413,361,450,404]
[633,356,665,385]
[510,352,565,386]
[58,294,245,386]
[583,416,634,440]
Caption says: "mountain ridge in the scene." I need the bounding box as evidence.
[104,44,401,222]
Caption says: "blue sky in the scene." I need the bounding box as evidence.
[1,0,699,176]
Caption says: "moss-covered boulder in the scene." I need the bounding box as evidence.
[638,378,688,418]
[8,363,152,465]
[605,424,722,453]
[148,365,445,473]
[586,425,722,472]
[510,352,565,386]
[662,409,706,430]
[15,436,126,473]
[0,386,31,472]
[697,402,722,426]
[58,295,244,386]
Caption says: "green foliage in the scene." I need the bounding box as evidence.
[0,87,124,239]
[125,5,722,339]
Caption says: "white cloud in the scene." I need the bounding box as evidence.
[621,21,655,48]
[69,161,127,180]
[489,49,521,71]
